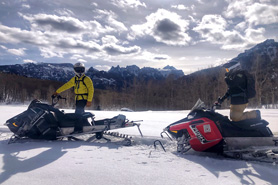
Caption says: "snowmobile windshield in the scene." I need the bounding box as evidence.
[189,99,206,114]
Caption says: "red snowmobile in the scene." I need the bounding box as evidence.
[161,99,278,163]
[5,96,143,145]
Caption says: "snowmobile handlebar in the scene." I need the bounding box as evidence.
[51,95,67,106]
[129,120,143,124]
[212,102,221,111]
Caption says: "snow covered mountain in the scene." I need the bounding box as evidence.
[228,39,278,70]
[0,63,184,89]
[159,65,184,77]
[0,63,74,82]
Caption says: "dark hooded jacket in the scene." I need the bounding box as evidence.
[222,69,249,105]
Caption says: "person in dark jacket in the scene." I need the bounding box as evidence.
[216,61,260,122]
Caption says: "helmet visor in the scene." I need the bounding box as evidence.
[74,67,85,73]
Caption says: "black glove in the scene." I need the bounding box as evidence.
[217,96,224,104]
[214,96,224,108]
[52,92,58,99]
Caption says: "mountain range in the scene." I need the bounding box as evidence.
[0,62,184,89]
[0,39,277,90]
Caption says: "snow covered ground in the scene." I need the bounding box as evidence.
[1,104,278,185]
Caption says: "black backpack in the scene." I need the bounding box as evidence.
[74,75,88,100]
[75,75,87,89]
[245,72,256,99]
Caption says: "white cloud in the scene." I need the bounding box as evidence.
[41,38,102,58]
[95,9,128,32]
[134,50,170,62]
[194,14,227,33]
[77,59,87,63]
[70,54,83,60]
[193,14,266,50]
[94,65,111,71]
[55,9,75,17]
[23,59,36,63]
[0,45,7,50]
[22,4,30,9]
[245,3,278,26]
[171,5,190,10]
[130,9,191,46]
[193,14,235,45]
[91,2,98,7]
[215,57,231,66]
[244,27,266,43]
[0,12,117,59]
[224,0,278,26]
[111,0,146,9]
[179,57,189,61]
[102,35,119,45]
[0,24,43,44]
[7,48,26,56]
[235,22,247,31]
[224,0,254,18]
[107,15,128,32]
[18,12,117,41]
[0,11,138,62]
[103,44,141,55]
[19,13,89,34]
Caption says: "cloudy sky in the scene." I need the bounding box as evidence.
[0,0,277,74]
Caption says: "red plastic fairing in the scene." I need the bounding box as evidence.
[169,118,223,152]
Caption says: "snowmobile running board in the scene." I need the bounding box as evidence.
[224,137,278,150]
[223,137,278,163]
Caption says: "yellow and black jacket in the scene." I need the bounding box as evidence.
[56,75,94,101]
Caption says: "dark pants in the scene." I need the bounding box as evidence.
[75,100,87,115]
[74,100,87,132]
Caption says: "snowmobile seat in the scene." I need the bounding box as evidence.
[220,119,273,137]
[230,118,269,130]
[58,112,93,127]
[93,114,126,129]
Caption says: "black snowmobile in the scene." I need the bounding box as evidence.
[5,96,143,145]
[161,99,278,163]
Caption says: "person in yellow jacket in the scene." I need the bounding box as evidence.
[53,62,94,115]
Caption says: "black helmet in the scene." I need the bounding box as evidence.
[74,62,85,77]
[222,61,241,73]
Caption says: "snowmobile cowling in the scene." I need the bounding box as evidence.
[169,117,223,152]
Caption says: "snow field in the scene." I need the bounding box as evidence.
[1,105,278,185]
